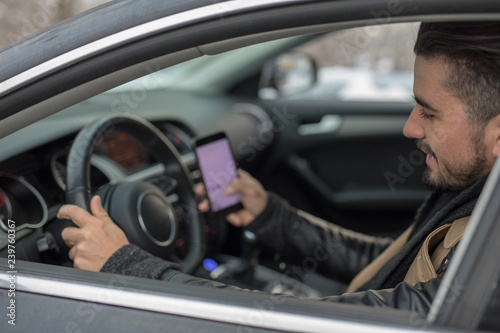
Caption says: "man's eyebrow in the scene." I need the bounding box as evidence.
[412,95,440,113]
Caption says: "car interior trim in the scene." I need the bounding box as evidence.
[124,154,196,183]
[197,12,500,57]
[0,228,30,251]
[89,154,124,185]
[337,116,409,137]
[0,174,48,232]
[298,115,343,136]
[0,271,428,333]
[124,163,166,183]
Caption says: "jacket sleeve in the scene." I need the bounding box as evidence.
[100,244,439,315]
[245,193,394,283]
[318,278,440,315]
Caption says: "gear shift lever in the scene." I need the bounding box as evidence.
[209,230,260,282]
[242,230,260,265]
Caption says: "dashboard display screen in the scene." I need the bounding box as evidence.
[102,133,150,172]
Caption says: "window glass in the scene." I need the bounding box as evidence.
[107,23,417,103]
[287,23,418,102]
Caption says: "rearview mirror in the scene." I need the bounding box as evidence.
[259,52,317,99]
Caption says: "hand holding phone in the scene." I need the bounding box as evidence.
[194,132,244,217]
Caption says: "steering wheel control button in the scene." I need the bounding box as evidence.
[137,190,176,246]
[108,180,180,259]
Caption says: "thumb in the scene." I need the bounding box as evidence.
[90,195,114,224]
[225,178,240,195]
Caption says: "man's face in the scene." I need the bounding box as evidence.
[403,56,496,191]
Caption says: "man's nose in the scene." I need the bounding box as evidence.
[403,105,425,139]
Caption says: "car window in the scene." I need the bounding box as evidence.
[273,23,418,102]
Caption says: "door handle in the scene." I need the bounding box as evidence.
[297,115,342,136]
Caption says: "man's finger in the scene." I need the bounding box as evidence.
[238,210,254,222]
[61,227,86,247]
[225,178,242,195]
[68,244,78,261]
[57,204,94,228]
[90,196,114,224]
[225,170,255,195]
[198,199,210,212]
[195,184,206,196]
[226,212,243,226]
[238,168,248,176]
[237,172,257,189]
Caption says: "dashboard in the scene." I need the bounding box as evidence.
[0,88,332,298]
[0,91,274,270]
[0,119,201,259]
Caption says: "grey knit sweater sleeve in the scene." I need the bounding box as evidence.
[100,244,181,280]
[100,244,255,290]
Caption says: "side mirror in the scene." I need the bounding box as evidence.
[258,52,317,99]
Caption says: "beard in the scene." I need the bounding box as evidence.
[417,132,489,192]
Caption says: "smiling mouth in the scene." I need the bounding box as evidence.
[423,150,436,159]
[416,140,437,162]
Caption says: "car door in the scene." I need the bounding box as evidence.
[2,1,500,332]
[253,24,428,238]
[427,156,500,331]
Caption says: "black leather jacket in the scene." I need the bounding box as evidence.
[101,193,442,315]
[246,193,394,284]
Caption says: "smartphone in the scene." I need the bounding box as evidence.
[194,132,244,217]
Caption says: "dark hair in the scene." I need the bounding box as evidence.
[414,22,500,126]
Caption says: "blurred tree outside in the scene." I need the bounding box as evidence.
[290,23,417,102]
[0,0,111,47]
[295,23,417,72]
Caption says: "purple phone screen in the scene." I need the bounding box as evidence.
[196,138,242,212]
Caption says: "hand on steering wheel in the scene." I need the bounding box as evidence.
[58,196,129,271]
[61,114,204,273]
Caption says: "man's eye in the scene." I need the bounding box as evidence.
[419,109,434,119]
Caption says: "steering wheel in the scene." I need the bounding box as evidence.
[65,114,204,273]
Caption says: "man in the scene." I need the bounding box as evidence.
[58,22,500,314]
